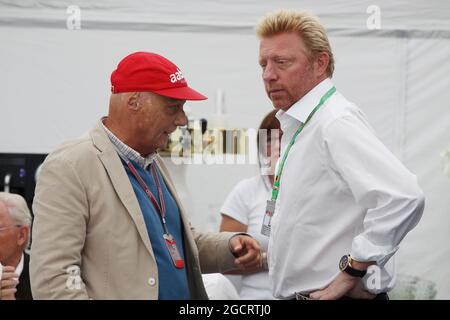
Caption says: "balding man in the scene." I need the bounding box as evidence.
[30,52,261,300]
[0,192,33,300]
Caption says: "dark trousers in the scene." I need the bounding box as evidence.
[339,293,389,300]
[295,292,389,300]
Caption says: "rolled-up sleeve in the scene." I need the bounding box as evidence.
[324,115,425,266]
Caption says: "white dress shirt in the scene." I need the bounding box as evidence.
[220,175,274,300]
[15,254,24,278]
[268,78,425,299]
[202,273,240,300]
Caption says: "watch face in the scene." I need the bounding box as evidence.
[339,255,349,271]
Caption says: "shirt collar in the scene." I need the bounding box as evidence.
[15,253,24,278]
[101,117,156,170]
[284,78,334,124]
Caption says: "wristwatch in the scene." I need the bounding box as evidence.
[339,255,367,278]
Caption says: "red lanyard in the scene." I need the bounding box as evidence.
[126,161,170,235]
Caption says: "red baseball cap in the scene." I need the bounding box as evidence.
[110,51,207,101]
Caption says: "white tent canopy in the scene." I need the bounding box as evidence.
[1,0,449,298]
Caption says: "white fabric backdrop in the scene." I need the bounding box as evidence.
[0,0,449,298]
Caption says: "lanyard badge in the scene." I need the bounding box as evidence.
[261,86,336,237]
[261,199,276,237]
[164,233,185,269]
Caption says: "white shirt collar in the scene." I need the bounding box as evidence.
[15,253,24,278]
[284,78,334,124]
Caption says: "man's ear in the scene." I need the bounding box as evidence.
[126,92,141,111]
[314,52,330,79]
[16,226,29,248]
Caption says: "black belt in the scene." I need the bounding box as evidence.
[294,292,389,300]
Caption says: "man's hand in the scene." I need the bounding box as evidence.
[229,235,261,270]
[309,272,375,300]
[0,266,19,300]
[346,278,377,299]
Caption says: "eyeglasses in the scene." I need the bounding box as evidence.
[0,225,21,232]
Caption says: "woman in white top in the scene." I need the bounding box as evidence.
[220,110,281,300]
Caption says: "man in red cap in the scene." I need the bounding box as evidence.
[30,52,261,300]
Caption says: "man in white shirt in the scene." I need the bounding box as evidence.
[0,193,33,300]
[256,9,425,300]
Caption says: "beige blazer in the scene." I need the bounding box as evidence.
[30,120,238,300]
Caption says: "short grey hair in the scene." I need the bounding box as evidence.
[0,192,32,227]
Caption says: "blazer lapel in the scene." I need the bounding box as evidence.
[91,120,156,261]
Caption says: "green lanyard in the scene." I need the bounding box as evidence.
[271,86,336,201]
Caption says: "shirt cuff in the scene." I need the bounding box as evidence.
[351,234,399,267]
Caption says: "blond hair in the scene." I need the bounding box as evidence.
[256,9,335,77]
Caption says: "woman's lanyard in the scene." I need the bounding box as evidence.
[119,153,185,269]
[261,86,336,237]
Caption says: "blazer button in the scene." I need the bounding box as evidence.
[148,277,156,286]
